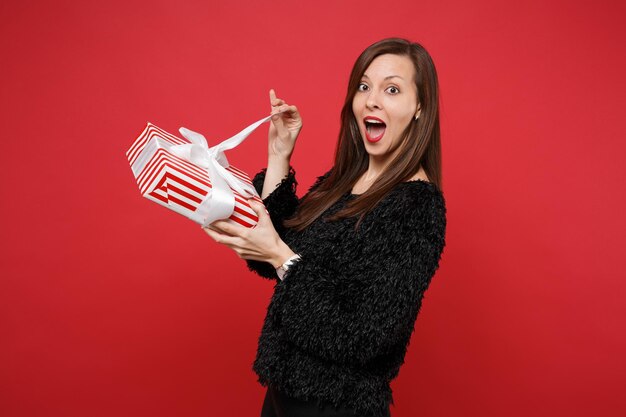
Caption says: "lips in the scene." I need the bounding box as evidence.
[364,116,386,143]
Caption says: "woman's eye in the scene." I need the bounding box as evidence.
[357,83,368,92]
[386,86,400,94]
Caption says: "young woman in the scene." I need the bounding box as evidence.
[204,38,447,417]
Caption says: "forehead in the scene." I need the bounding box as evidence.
[362,54,416,81]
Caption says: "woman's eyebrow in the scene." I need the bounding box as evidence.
[362,74,405,81]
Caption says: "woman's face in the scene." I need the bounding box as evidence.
[352,53,420,162]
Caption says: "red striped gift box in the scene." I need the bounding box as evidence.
[127,122,262,228]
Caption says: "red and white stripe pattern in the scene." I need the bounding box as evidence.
[127,122,262,228]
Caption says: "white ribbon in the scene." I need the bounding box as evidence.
[170,113,276,227]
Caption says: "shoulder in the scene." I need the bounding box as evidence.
[368,180,446,235]
[353,181,446,265]
[386,180,445,215]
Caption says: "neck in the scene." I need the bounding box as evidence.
[363,154,392,181]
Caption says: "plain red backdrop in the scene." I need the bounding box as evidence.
[1,0,625,416]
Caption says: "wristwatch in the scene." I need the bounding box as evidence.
[276,254,302,280]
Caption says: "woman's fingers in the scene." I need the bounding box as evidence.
[203,225,266,260]
[269,90,300,126]
[269,89,284,108]
[203,202,286,263]
[203,226,241,246]
[248,199,270,224]
[271,105,299,121]
[282,105,299,118]
[268,89,301,158]
[203,226,220,241]
[208,220,242,236]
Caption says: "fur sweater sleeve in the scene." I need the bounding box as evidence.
[245,167,332,279]
[245,166,299,279]
[277,184,447,366]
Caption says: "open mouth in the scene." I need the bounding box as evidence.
[364,117,386,142]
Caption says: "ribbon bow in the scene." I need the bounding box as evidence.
[170,114,276,227]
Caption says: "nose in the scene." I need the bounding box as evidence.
[366,89,382,110]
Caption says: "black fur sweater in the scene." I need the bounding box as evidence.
[246,167,447,417]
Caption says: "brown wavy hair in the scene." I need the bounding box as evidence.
[284,38,442,231]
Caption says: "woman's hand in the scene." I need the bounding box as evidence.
[268,89,302,161]
[203,199,296,268]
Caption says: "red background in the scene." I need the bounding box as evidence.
[1,1,625,416]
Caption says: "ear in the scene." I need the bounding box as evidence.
[415,103,422,120]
